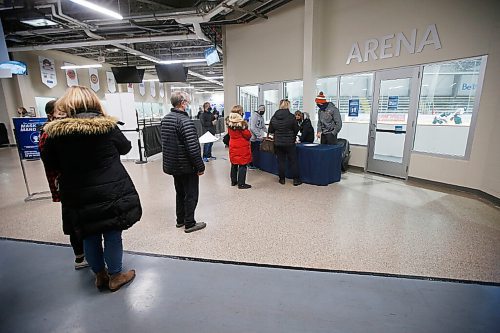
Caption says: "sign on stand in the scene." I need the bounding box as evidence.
[12,117,51,201]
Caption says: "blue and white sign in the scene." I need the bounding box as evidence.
[13,117,47,159]
[348,99,359,117]
[395,125,404,133]
[388,96,399,110]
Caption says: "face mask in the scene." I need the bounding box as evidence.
[259,111,265,115]
[207,107,212,112]
[317,103,327,110]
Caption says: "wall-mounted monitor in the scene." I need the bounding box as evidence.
[111,66,145,83]
[0,61,28,75]
[155,64,188,82]
[204,47,220,66]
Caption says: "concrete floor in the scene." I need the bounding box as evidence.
[1,239,499,333]
[0,143,499,283]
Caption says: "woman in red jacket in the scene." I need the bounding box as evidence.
[227,105,252,189]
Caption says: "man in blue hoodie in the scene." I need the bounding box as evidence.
[315,91,342,145]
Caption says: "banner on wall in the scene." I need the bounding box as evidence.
[150,81,156,97]
[89,68,100,92]
[348,99,359,117]
[139,82,145,96]
[127,83,134,93]
[38,56,57,88]
[106,71,116,93]
[159,83,164,98]
[64,62,79,87]
[12,117,47,159]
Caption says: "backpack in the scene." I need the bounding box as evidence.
[337,138,350,172]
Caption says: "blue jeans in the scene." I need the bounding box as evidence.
[83,230,123,275]
[203,142,213,158]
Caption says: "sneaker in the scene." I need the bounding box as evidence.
[74,258,90,270]
[176,222,185,228]
[203,157,209,163]
[209,156,217,160]
[185,222,206,233]
[248,165,258,170]
[238,184,252,189]
[293,179,303,186]
[279,178,285,185]
[231,181,237,186]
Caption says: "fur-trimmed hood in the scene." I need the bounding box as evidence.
[226,113,248,130]
[44,116,118,138]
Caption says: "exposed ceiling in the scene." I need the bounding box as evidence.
[0,0,292,91]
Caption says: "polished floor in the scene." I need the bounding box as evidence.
[0,143,499,283]
[1,239,499,333]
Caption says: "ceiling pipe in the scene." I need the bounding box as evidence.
[8,34,200,52]
[35,2,96,31]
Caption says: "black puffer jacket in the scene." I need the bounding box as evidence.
[299,118,315,143]
[41,112,142,238]
[161,108,205,175]
[268,108,299,146]
[200,110,215,135]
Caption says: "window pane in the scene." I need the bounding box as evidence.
[238,85,259,115]
[339,73,373,145]
[284,80,303,112]
[414,57,483,156]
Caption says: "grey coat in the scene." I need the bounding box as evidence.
[317,102,342,136]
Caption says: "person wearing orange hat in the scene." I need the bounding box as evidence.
[315,91,342,145]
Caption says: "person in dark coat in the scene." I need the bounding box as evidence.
[161,91,206,233]
[268,99,302,186]
[227,105,252,189]
[39,99,88,270]
[41,86,141,292]
[200,101,216,162]
[295,111,315,143]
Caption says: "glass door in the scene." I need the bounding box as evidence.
[259,83,282,123]
[366,67,420,178]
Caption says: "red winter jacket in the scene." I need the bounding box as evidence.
[227,116,252,165]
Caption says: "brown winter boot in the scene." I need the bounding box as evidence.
[95,270,109,290]
[109,270,136,292]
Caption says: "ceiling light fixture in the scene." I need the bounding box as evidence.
[143,79,159,82]
[206,76,224,79]
[70,0,123,20]
[20,18,58,27]
[170,86,194,89]
[60,64,102,69]
[160,59,205,65]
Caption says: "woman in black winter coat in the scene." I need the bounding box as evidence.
[41,86,141,292]
[295,111,315,143]
[268,99,302,186]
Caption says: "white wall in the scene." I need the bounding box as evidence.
[224,0,500,198]
[224,0,305,109]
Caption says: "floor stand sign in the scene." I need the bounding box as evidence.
[12,117,51,202]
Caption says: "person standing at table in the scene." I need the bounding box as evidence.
[249,105,267,169]
[268,99,302,186]
[315,91,342,145]
[295,111,314,143]
[227,105,252,189]
[200,101,216,162]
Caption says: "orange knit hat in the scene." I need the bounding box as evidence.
[315,91,327,104]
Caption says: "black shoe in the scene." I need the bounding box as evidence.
[231,181,237,186]
[176,223,185,228]
[238,184,252,189]
[185,222,206,233]
[279,178,285,185]
[293,179,302,186]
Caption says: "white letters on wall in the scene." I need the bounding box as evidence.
[346,24,441,64]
